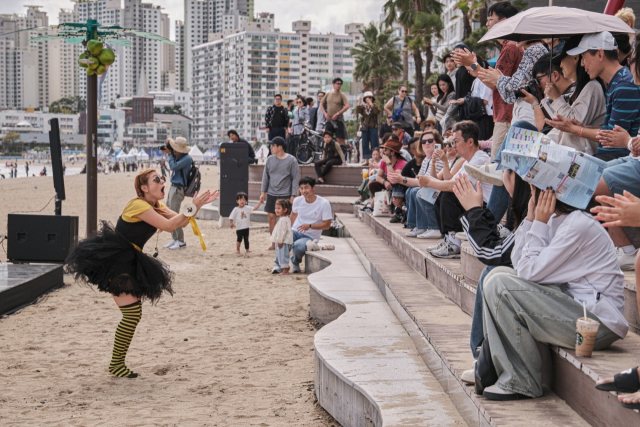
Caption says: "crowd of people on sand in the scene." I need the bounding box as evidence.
[264,2,640,409]
[56,2,640,409]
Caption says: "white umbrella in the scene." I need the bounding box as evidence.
[480,7,633,43]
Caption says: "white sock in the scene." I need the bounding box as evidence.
[447,232,461,247]
[621,245,637,255]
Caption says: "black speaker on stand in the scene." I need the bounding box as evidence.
[6,119,78,263]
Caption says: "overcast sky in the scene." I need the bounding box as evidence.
[6,0,383,38]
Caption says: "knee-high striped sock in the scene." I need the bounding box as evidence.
[109,301,142,378]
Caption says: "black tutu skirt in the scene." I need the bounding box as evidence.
[65,221,174,303]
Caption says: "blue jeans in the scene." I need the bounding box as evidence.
[405,187,438,230]
[489,120,539,222]
[274,230,312,270]
[470,265,497,359]
[361,127,379,159]
[275,243,292,268]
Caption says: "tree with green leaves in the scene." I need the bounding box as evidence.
[2,132,23,155]
[350,23,403,98]
[49,96,86,114]
[456,0,484,40]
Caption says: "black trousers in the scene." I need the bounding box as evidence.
[236,228,249,250]
[315,156,342,179]
[434,191,465,235]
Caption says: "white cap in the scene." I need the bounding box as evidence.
[567,31,618,55]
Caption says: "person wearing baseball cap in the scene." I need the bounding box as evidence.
[355,91,382,162]
[551,31,640,162]
[391,121,411,147]
[260,136,300,251]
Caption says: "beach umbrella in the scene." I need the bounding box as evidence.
[480,7,633,43]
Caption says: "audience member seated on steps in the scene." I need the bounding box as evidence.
[417,121,493,258]
[592,191,640,410]
[389,132,444,238]
[546,31,640,162]
[389,135,423,225]
[451,172,531,385]
[354,148,381,206]
[522,50,607,154]
[272,177,332,274]
[478,187,628,401]
[366,135,407,219]
[314,130,345,184]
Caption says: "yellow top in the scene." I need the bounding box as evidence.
[121,199,166,223]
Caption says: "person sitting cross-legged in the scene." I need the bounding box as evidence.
[417,121,493,258]
[314,130,345,184]
[477,186,628,401]
[366,135,407,219]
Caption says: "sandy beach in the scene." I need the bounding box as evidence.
[0,168,336,426]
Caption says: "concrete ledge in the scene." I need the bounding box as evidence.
[305,237,465,427]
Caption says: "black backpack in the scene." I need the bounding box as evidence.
[184,163,201,197]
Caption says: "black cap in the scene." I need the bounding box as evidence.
[270,136,286,148]
[323,130,334,138]
[552,36,582,65]
[453,43,469,51]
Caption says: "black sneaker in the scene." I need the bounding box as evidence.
[390,214,402,223]
[359,206,373,213]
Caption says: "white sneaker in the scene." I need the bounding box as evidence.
[429,241,461,259]
[406,228,426,237]
[417,229,442,239]
[271,266,283,274]
[455,232,468,241]
[426,240,446,252]
[169,241,187,250]
[497,224,511,239]
[163,239,176,248]
[464,162,504,187]
[617,247,638,271]
[461,361,476,384]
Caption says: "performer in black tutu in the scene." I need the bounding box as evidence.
[66,168,218,378]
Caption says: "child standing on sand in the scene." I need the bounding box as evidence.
[271,199,293,275]
[229,192,262,254]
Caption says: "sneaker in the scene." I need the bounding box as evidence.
[464,163,504,187]
[497,223,511,239]
[426,240,446,252]
[417,229,442,239]
[291,265,302,274]
[389,213,403,223]
[359,206,373,213]
[461,361,476,384]
[169,241,187,250]
[271,266,283,274]
[429,241,461,259]
[617,247,638,271]
[455,232,468,241]
[352,198,363,205]
[483,384,529,401]
[163,239,176,248]
[406,228,426,238]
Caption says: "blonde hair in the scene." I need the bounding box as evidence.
[416,130,444,158]
[616,7,635,29]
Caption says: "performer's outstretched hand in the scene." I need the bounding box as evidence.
[193,190,220,209]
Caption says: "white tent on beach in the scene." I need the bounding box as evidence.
[189,145,205,162]
[137,149,150,161]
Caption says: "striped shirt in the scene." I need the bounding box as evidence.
[601,67,640,155]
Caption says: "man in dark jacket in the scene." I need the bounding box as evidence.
[228,130,257,164]
[265,94,290,141]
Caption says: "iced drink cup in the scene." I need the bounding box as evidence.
[575,317,599,357]
[362,168,368,180]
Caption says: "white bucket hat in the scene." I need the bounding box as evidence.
[363,91,376,102]
[168,137,190,154]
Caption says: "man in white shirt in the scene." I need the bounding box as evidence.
[418,121,493,258]
[273,176,333,274]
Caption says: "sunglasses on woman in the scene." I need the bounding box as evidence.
[152,176,166,184]
[421,138,435,144]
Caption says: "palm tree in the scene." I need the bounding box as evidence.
[350,23,403,97]
[456,0,484,40]
[410,0,443,101]
[383,0,412,82]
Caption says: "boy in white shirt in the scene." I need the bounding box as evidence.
[229,192,262,254]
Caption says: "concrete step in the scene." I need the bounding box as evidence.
[249,163,365,186]
[336,214,589,427]
[347,212,640,426]
[248,181,359,199]
[305,237,466,426]
[460,243,640,336]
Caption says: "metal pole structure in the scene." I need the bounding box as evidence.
[86,73,98,237]
[604,0,626,15]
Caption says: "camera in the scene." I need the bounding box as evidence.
[514,79,539,99]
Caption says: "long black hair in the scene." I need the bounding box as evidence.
[436,74,454,102]
[510,172,532,229]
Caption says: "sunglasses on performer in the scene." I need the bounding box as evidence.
[152,176,166,184]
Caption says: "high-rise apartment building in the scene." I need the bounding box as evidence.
[191,19,362,147]
[180,0,253,91]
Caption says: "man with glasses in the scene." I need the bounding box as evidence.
[384,85,422,137]
[417,121,493,258]
[320,78,350,148]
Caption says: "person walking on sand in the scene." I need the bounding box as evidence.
[65,169,218,378]
[259,137,300,250]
